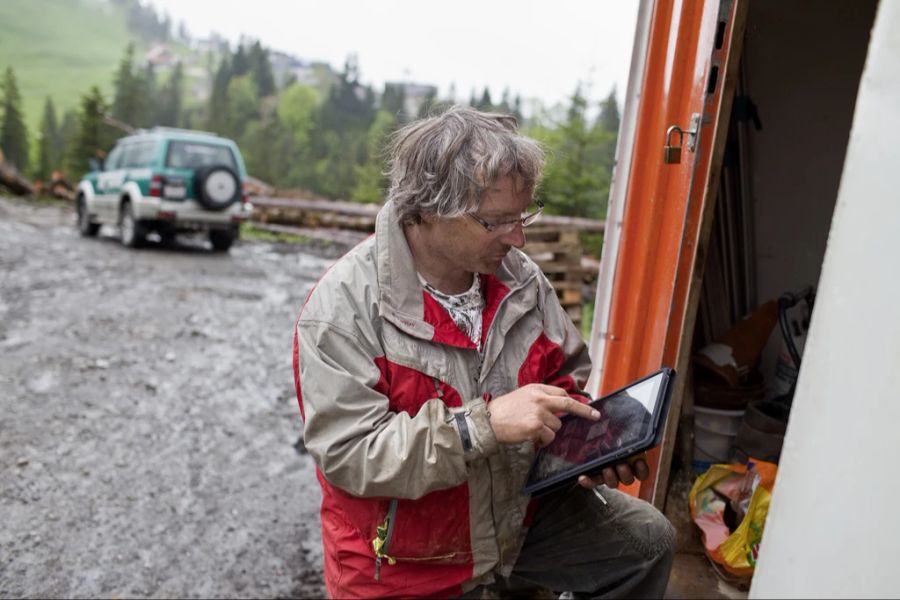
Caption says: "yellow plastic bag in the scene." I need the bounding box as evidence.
[689,459,778,578]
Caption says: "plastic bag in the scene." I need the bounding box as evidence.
[689,459,778,578]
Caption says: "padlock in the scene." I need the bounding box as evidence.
[664,126,684,164]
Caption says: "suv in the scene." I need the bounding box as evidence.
[75,127,253,251]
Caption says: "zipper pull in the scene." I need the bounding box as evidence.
[374,556,382,581]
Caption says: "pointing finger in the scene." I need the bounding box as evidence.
[545,395,600,420]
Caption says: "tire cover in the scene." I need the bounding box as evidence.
[194,165,240,211]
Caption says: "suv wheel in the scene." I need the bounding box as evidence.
[77,196,100,237]
[119,201,146,248]
[194,165,241,211]
[209,228,235,252]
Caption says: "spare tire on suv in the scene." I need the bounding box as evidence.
[194,165,241,211]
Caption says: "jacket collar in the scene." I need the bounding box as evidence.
[375,200,537,342]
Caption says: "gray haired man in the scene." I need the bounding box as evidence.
[293,106,675,598]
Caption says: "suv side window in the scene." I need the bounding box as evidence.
[166,141,238,171]
[105,145,125,170]
[121,141,156,168]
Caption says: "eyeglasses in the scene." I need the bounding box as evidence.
[467,200,544,234]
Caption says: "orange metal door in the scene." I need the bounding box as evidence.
[594,0,748,505]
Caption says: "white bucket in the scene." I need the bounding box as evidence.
[692,405,745,468]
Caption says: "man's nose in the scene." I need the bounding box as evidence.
[497,223,526,249]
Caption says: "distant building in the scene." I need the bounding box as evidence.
[145,43,178,69]
[269,51,336,93]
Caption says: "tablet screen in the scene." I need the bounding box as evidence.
[528,371,667,488]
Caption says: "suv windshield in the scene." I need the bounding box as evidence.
[166,141,237,171]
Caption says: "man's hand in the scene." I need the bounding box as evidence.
[488,384,600,446]
[577,455,651,489]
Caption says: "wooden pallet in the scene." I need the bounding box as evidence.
[523,226,596,329]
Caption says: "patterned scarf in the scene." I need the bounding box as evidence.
[420,274,485,352]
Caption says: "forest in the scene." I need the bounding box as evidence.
[0,1,620,224]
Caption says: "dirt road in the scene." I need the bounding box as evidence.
[0,196,338,598]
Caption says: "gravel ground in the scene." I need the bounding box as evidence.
[0,196,340,598]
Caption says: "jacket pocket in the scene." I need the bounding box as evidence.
[371,484,472,580]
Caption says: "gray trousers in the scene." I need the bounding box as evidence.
[465,485,676,599]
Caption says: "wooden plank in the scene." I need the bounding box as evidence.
[533,216,605,233]
[251,195,381,218]
[526,228,583,243]
[547,280,585,292]
[249,222,370,246]
[559,288,582,306]
[523,241,582,257]
[533,262,591,276]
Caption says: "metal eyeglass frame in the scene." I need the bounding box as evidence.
[467,200,545,234]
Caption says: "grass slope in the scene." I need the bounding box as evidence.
[0,0,139,133]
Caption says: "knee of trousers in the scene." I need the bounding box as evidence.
[617,496,677,561]
[642,506,677,561]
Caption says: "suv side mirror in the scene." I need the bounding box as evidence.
[89,158,103,172]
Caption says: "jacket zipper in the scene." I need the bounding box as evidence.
[373,498,398,581]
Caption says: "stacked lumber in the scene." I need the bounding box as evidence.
[251,196,379,231]
[523,227,597,328]
[250,195,604,329]
[249,222,370,246]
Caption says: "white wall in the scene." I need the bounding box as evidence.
[741,0,878,387]
[744,0,877,304]
[751,2,900,597]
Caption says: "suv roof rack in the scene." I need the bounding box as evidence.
[141,126,220,137]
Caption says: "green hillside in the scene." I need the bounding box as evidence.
[0,0,141,133]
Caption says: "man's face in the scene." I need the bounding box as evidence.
[423,175,534,276]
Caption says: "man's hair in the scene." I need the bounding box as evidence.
[386,105,545,226]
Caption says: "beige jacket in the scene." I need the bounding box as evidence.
[294,200,592,598]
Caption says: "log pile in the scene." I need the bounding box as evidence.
[0,150,34,196]
[33,171,76,202]
[249,222,370,246]
[249,194,604,329]
[251,196,380,232]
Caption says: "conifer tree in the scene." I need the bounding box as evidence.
[207,57,232,133]
[533,85,610,219]
[381,83,407,121]
[476,87,493,112]
[35,97,61,181]
[58,109,78,176]
[231,45,250,77]
[157,62,184,127]
[596,88,621,134]
[352,110,397,203]
[68,87,115,176]
[249,41,276,96]
[139,63,157,127]
[0,67,30,172]
[111,44,144,129]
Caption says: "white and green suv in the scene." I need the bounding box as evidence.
[75,128,253,251]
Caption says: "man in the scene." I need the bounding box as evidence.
[293,106,675,598]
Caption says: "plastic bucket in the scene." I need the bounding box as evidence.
[692,405,745,470]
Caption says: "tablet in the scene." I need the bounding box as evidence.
[522,367,675,496]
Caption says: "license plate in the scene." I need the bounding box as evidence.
[164,185,186,199]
